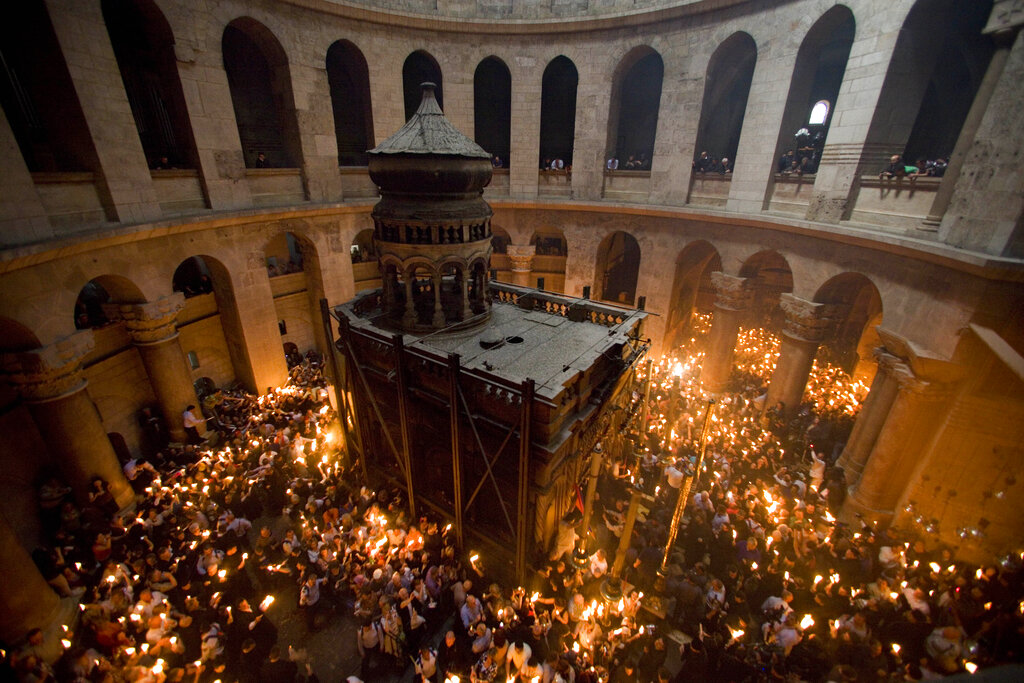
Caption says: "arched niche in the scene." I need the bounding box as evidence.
[352,228,382,294]
[772,6,855,177]
[539,56,578,168]
[222,18,302,169]
[529,228,568,292]
[738,249,793,330]
[73,275,146,330]
[101,0,198,169]
[403,50,443,120]
[595,231,641,306]
[474,57,511,166]
[607,47,663,170]
[326,40,374,167]
[665,241,722,349]
[814,273,883,379]
[693,32,757,169]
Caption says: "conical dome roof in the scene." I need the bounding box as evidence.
[369,83,490,158]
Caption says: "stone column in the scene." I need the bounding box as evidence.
[507,244,536,287]
[0,511,61,643]
[842,361,952,526]
[119,295,199,444]
[460,267,472,320]
[764,294,828,417]
[2,332,133,509]
[835,351,901,485]
[701,273,751,394]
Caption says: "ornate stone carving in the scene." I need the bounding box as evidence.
[1,331,94,401]
[119,294,185,344]
[779,293,829,343]
[507,244,536,272]
[875,350,954,402]
[709,272,751,311]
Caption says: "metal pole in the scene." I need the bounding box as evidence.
[335,314,368,486]
[516,379,534,585]
[659,398,715,575]
[319,300,351,460]
[392,334,417,520]
[611,486,644,578]
[639,357,653,435]
[447,353,464,550]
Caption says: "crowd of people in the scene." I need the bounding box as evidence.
[879,155,948,180]
[693,152,733,175]
[5,312,1024,682]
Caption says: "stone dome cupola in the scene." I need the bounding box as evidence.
[368,82,495,332]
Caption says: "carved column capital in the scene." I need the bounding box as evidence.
[507,244,536,272]
[876,350,955,402]
[779,293,829,343]
[1,331,94,402]
[709,272,751,311]
[119,294,184,344]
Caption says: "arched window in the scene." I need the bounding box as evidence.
[403,51,443,120]
[326,40,373,166]
[101,0,196,169]
[539,56,578,168]
[474,57,511,166]
[808,100,830,126]
[222,19,301,168]
[609,49,663,169]
[693,32,757,166]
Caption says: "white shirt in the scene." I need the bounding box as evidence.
[183,409,204,429]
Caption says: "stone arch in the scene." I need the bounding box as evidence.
[73,275,146,330]
[606,46,663,169]
[529,228,567,292]
[540,56,578,168]
[665,241,722,349]
[326,39,374,166]
[864,0,994,172]
[693,32,757,167]
[595,231,641,306]
[351,228,381,294]
[101,0,198,170]
[738,249,793,329]
[403,50,443,120]
[262,229,323,356]
[222,17,303,169]
[813,272,883,378]
[770,5,855,182]
[474,56,511,165]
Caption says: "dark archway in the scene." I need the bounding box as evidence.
[865,0,993,172]
[0,1,97,172]
[608,48,664,169]
[539,56,578,168]
[474,57,511,165]
[595,231,641,305]
[773,6,855,176]
[74,276,146,330]
[326,40,373,166]
[665,241,721,349]
[222,18,302,168]
[814,273,883,376]
[101,0,197,169]
[403,51,443,120]
[738,250,793,330]
[694,32,757,167]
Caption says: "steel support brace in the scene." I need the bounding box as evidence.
[447,353,464,549]
[516,379,534,584]
[392,334,417,520]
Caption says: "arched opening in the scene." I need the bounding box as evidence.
[693,32,757,173]
[539,56,578,169]
[738,250,794,330]
[403,51,443,120]
[352,228,381,293]
[813,273,883,380]
[773,6,855,177]
[529,228,568,292]
[595,231,641,305]
[172,255,246,389]
[0,1,98,173]
[73,275,146,330]
[866,0,993,173]
[100,0,197,169]
[326,40,373,167]
[607,48,663,170]
[665,241,722,349]
[264,231,304,277]
[490,226,511,280]
[222,18,302,169]
[474,57,511,166]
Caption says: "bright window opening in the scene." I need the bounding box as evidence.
[809,100,830,125]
